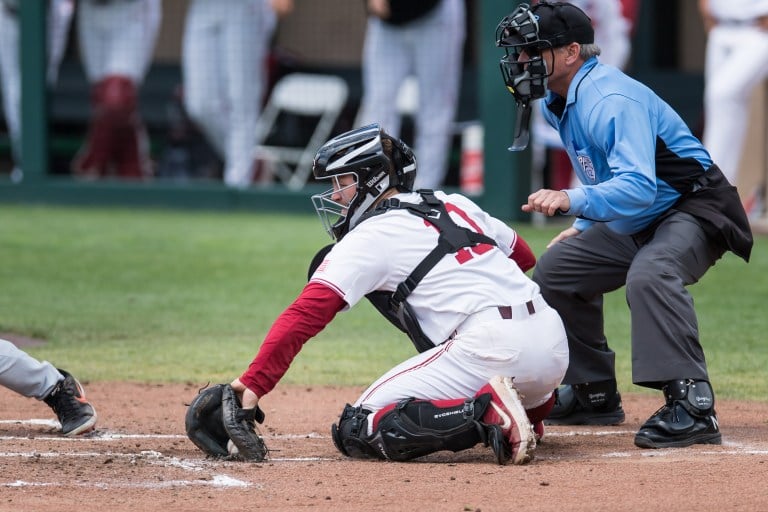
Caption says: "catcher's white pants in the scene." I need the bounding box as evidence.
[355,297,569,419]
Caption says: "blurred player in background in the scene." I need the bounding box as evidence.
[181,0,293,188]
[699,0,768,218]
[0,0,74,182]
[356,0,465,190]
[71,0,160,180]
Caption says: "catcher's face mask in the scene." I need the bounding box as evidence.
[311,124,398,241]
[311,173,362,241]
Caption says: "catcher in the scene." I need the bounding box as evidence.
[186,123,569,464]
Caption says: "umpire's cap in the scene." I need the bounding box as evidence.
[532,1,594,48]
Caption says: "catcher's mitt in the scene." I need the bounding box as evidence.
[221,384,268,461]
[185,383,230,458]
[185,383,268,461]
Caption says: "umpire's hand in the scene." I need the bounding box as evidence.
[522,189,571,216]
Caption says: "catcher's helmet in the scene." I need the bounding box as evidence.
[496,2,593,104]
[311,123,416,241]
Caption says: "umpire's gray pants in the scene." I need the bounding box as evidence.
[533,211,725,389]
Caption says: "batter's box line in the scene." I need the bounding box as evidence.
[545,429,636,437]
[0,449,259,488]
[0,420,326,441]
[5,424,766,456]
[2,474,259,490]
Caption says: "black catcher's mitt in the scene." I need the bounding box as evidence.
[221,384,268,461]
[185,383,230,458]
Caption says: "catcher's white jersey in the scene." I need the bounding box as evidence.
[311,190,541,344]
[311,190,568,412]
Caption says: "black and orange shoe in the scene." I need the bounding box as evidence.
[44,369,97,436]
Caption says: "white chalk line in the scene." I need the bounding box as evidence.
[0,432,323,442]
[3,419,766,470]
[540,430,768,459]
[0,447,335,489]
[0,450,255,489]
[0,419,60,427]
[4,474,255,490]
[545,429,636,437]
[0,425,332,491]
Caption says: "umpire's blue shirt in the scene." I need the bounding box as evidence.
[542,57,713,235]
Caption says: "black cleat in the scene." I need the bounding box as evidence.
[43,369,97,436]
[545,384,625,426]
[634,379,721,449]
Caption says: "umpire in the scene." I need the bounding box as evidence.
[496,2,752,448]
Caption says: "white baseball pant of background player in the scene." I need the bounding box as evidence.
[182,0,279,188]
[701,0,768,187]
[356,0,466,190]
[0,0,74,182]
[73,0,160,179]
[77,0,159,89]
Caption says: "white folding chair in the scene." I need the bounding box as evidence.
[251,73,349,189]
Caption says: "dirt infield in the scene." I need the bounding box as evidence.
[2,382,767,512]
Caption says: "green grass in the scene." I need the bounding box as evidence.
[1,204,766,400]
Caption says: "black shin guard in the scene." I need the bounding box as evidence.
[332,396,492,462]
[663,379,715,416]
[331,404,383,459]
[572,379,622,411]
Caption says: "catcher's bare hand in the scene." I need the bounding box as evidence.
[229,378,260,409]
[522,189,571,217]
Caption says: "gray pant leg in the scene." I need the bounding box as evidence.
[628,211,724,386]
[533,224,637,384]
[0,339,62,399]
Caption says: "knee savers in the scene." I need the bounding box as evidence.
[331,395,492,462]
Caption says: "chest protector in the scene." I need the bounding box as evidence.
[361,190,497,353]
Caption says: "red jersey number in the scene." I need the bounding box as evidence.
[424,202,495,265]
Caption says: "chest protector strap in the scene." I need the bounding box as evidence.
[362,190,497,353]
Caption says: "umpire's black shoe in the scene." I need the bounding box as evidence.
[544,381,625,426]
[634,379,721,449]
[43,369,97,436]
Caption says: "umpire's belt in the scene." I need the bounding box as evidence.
[453,295,547,337]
